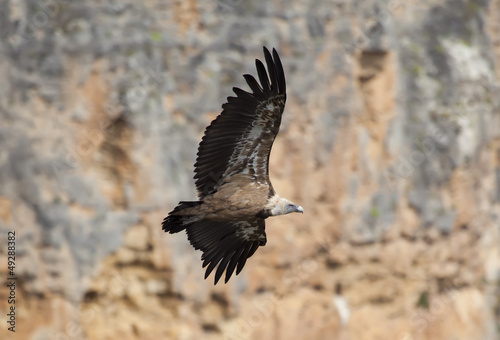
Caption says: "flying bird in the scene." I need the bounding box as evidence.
[162,47,303,284]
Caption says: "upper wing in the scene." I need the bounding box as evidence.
[194,47,286,198]
[186,218,266,284]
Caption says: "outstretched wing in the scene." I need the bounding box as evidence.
[194,47,286,198]
[186,219,266,284]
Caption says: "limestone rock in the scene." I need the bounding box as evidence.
[0,1,499,340]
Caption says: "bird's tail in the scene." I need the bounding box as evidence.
[162,201,202,234]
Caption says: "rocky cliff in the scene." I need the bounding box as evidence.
[0,0,499,339]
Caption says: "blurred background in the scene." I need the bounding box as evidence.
[0,0,499,339]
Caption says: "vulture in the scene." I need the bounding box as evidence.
[162,47,303,284]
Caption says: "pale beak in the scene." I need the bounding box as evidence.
[296,205,304,214]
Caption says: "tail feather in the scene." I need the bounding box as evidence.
[162,201,201,234]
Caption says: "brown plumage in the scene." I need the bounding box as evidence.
[162,47,303,284]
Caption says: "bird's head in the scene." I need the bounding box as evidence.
[270,198,304,216]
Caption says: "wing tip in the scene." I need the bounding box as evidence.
[263,46,272,58]
[261,46,286,95]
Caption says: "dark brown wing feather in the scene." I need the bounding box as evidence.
[186,219,266,284]
[194,47,286,198]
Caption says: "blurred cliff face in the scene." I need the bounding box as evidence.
[0,0,499,339]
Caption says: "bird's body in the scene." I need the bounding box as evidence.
[174,176,270,220]
[162,47,303,284]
